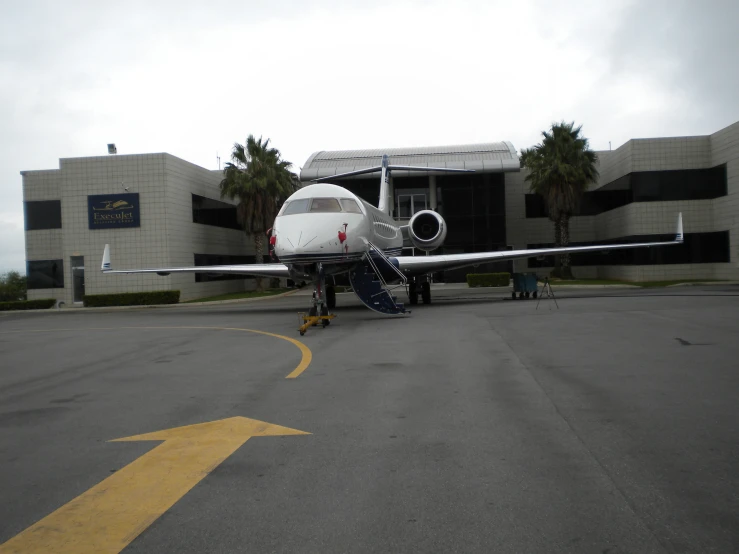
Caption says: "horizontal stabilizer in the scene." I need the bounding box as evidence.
[387,165,473,173]
[313,164,473,182]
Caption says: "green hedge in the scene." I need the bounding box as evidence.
[466,273,511,288]
[0,298,57,311]
[83,291,180,307]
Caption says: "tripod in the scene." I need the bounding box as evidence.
[536,277,559,310]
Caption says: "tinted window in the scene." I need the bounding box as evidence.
[192,194,240,230]
[282,199,310,215]
[310,198,342,212]
[27,259,64,289]
[527,231,730,267]
[340,198,363,213]
[526,164,728,218]
[25,201,62,230]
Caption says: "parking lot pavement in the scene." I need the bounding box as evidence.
[1,285,738,553]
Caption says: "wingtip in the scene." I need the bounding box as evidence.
[102,244,111,271]
[676,212,684,242]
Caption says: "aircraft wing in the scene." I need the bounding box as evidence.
[396,213,684,276]
[100,244,290,278]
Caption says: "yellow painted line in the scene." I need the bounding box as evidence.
[0,326,312,379]
[0,417,309,554]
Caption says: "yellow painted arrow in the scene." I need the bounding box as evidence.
[0,417,309,554]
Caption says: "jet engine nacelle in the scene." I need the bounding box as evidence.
[408,210,447,252]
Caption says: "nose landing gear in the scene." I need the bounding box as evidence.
[298,263,336,336]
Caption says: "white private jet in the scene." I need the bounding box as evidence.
[102,154,684,318]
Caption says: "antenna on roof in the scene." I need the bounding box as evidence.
[217,152,221,170]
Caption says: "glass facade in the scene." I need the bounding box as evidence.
[24,200,62,230]
[433,173,507,281]
[526,164,728,218]
[193,253,256,282]
[527,231,730,268]
[192,194,240,230]
[27,259,64,289]
[335,173,508,282]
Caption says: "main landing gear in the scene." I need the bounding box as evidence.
[298,263,336,336]
[408,279,431,305]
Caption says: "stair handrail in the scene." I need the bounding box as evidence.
[366,241,407,284]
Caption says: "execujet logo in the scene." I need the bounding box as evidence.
[88,193,140,229]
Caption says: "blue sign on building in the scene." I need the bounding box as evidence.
[88,193,140,229]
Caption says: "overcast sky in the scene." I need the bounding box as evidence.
[1,0,737,272]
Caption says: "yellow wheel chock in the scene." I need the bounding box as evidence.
[298,312,337,335]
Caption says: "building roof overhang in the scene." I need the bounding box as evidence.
[300,142,520,181]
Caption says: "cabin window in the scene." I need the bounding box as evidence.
[340,198,362,213]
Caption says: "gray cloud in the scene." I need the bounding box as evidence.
[603,0,739,134]
[1,0,737,272]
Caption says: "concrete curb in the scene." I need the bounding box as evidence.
[0,288,302,315]
[180,288,301,306]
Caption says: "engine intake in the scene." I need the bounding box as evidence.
[408,210,447,251]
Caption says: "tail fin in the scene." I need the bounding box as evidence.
[101,244,111,271]
[676,212,683,243]
[378,154,391,214]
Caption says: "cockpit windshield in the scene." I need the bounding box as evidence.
[278,197,363,216]
[310,198,342,212]
[281,199,310,215]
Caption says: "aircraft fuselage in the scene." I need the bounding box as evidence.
[272,183,403,280]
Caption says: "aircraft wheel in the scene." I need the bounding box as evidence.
[321,304,330,327]
[408,282,418,305]
[421,282,431,305]
[533,291,538,299]
[512,291,516,299]
[525,291,530,299]
[309,306,317,317]
[326,286,336,310]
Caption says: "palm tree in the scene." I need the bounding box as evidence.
[220,135,298,289]
[520,122,598,279]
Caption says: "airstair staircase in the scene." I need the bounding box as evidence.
[348,242,408,315]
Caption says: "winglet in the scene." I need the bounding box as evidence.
[102,244,111,271]
[676,212,683,243]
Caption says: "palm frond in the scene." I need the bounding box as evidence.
[219,133,299,238]
[520,121,599,220]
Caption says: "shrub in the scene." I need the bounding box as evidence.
[466,273,511,288]
[83,291,180,307]
[0,298,56,311]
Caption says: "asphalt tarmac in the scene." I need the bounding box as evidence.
[1,285,738,553]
